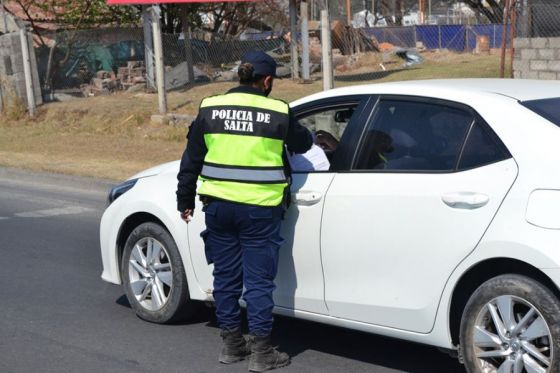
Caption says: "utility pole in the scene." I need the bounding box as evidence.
[346,0,352,24]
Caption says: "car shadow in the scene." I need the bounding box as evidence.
[271,314,464,372]
[116,294,131,308]
[116,294,463,371]
[205,307,462,372]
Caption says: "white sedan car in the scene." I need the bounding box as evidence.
[100,79,560,373]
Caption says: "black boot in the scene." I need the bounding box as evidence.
[219,328,251,364]
[248,334,290,372]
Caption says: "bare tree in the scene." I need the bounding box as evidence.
[462,0,504,23]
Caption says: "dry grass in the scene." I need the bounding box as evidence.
[0,51,505,181]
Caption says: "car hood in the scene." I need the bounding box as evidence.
[128,160,180,180]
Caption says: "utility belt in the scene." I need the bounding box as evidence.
[198,190,290,216]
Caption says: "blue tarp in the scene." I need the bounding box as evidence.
[363,27,416,48]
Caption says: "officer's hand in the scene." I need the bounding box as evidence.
[181,209,193,223]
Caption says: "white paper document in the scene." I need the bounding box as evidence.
[288,144,330,172]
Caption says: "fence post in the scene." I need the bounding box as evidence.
[289,0,299,79]
[519,0,529,37]
[19,27,36,118]
[464,25,469,52]
[180,5,195,86]
[508,1,516,78]
[321,8,333,90]
[301,1,310,81]
[150,6,167,115]
[142,6,155,90]
[1,0,7,33]
[499,0,511,78]
[438,25,442,49]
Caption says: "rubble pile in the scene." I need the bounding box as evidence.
[80,61,147,97]
[118,61,147,89]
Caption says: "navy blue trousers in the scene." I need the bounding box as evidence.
[201,200,284,336]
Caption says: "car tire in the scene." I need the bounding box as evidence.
[121,222,198,324]
[460,274,560,373]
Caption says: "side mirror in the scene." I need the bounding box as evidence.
[334,109,354,123]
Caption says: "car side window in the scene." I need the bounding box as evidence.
[298,106,357,141]
[457,120,510,170]
[291,103,360,172]
[354,99,473,172]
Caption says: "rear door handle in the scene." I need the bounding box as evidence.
[442,192,489,210]
[292,191,322,206]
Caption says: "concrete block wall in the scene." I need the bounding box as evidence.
[513,37,560,80]
[0,31,42,113]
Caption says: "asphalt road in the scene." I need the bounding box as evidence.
[0,167,465,373]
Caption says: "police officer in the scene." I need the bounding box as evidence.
[176,51,312,372]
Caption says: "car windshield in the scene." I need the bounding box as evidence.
[521,98,560,127]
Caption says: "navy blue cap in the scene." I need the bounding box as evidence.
[241,51,277,78]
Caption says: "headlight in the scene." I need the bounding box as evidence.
[107,178,138,205]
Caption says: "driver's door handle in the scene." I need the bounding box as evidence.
[442,192,489,210]
[292,191,322,206]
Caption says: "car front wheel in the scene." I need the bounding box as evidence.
[121,222,198,323]
[460,274,560,373]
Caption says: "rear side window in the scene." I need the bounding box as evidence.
[458,120,511,170]
[521,98,560,127]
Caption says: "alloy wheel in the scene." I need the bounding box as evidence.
[128,237,173,311]
[473,295,552,373]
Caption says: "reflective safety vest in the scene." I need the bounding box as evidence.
[197,92,290,206]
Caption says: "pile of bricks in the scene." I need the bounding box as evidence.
[80,61,146,97]
[80,70,119,97]
[117,61,146,89]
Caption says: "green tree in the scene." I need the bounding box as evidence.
[6,0,140,46]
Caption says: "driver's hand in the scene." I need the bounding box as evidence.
[315,130,339,152]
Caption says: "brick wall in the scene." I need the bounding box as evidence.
[513,37,560,80]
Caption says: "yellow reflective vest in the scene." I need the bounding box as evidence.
[197,92,290,206]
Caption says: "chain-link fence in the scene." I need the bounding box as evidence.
[161,33,288,90]
[33,1,560,99]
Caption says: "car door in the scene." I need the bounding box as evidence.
[274,96,371,314]
[188,95,371,315]
[321,96,518,333]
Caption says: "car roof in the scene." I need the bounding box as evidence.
[290,79,560,107]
